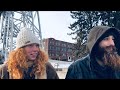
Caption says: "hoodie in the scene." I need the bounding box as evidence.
[65,26,120,79]
[87,26,120,58]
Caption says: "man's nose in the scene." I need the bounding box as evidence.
[109,39,115,46]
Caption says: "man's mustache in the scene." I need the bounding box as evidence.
[104,45,116,52]
[105,45,115,49]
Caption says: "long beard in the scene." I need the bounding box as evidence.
[97,46,120,71]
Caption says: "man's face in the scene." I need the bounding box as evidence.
[97,35,120,70]
[24,43,39,61]
[99,35,115,53]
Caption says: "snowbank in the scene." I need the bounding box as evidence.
[48,59,73,69]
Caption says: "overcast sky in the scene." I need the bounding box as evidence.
[39,11,76,43]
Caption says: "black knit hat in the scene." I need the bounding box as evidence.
[97,30,117,43]
[94,28,120,55]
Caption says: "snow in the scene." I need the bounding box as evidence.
[48,59,74,79]
[48,59,73,69]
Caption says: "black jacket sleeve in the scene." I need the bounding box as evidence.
[65,60,85,79]
[65,64,76,79]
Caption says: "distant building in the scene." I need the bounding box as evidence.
[43,38,76,61]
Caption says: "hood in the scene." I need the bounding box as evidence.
[87,26,120,57]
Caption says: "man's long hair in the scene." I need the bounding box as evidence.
[7,48,48,79]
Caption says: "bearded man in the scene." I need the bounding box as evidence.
[65,26,120,79]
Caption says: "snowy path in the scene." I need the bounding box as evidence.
[49,59,73,69]
[49,59,73,79]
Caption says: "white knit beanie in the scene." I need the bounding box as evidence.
[16,27,40,49]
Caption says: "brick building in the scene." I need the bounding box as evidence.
[43,38,76,61]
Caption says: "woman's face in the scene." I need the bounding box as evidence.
[24,43,39,61]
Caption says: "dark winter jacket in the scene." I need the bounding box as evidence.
[65,26,120,79]
[0,62,59,79]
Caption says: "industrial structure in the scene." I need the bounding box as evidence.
[0,11,43,62]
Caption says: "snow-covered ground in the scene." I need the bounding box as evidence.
[49,59,74,79]
[49,59,73,69]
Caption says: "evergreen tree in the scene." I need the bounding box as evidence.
[69,11,120,59]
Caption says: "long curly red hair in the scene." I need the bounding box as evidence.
[7,48,48,79]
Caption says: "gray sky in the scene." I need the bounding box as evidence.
[39,11,76,43]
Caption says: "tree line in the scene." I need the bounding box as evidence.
[69,11,120,59]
